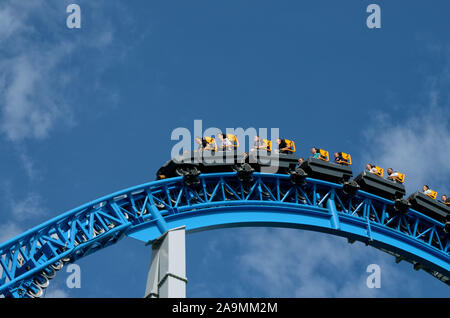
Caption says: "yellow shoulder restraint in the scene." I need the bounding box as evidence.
[204,137,217,150]
[374,166,384,177]
[339,152,352,165]
[425,189,437,200]
[393,172,405,183]
[319,149,329,162]
[284,139,296,152]
[262,139,272,151]
[226,134,239,148]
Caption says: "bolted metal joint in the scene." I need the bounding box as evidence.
[342,180,360,197]
[393,198,411,215]
[180,167,201,186]
[444,222,450,235]
[234,163,254,183]
[289,167,307,186]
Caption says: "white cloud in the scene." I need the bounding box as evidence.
[0,1,126,143]
[0,1,133,186]
[0,2,68,142]
[363,45,450,196]
[0,5,22,41]
[44,288,69,298]
[230,228,421,297]
[363,107,450,195]
[0,183,48,221]
[9,192,47,221]
[17,149,40,180]
[0,222,23,244]
[0,50,74,141]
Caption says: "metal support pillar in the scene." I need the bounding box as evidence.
[327,190,340,230]
[144,226,187,298]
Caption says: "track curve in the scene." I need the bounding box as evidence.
[0,172,449,297]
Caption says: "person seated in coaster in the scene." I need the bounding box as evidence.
[194,136,216,151]
[217,133,234,151]
[386,168,405,184]
[276,138,295,154]
[251,136,271,152]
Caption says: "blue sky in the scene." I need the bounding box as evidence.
[0,0,449,297]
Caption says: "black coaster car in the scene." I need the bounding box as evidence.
[246,150,298,174]
[300,157,353,184]
[353,170,406,201]
[407,191,450,223]
[156,150,246,179]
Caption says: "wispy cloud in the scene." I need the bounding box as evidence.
[363,44,450,195]
[17,148,40,181]
[0,5,23,41]
[193,227,429,297]
[0,1,133,191]
[0,0,135,250]
[230,228,421,297]
[0,1,113,142]
[44,288,69,298]
[0,222,23,244]
[0,48,74,142]
[0,182,47,239]
[9,192,47,221]
[364,107,450,194]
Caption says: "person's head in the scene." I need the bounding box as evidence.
[366,163,373,170]
[442,194,447,202]
[276,138,282,145]
[298,157,304,164]
[422,185,429,192]
[194,137,202,145]
[217,133,224,140]
[334,152,339,158]
[312,147,318,154]
[387,168,393,175]
[254,136,260,142]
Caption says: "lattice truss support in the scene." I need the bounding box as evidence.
[0,173,449,297]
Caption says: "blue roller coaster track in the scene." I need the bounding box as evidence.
[0,172,449,297]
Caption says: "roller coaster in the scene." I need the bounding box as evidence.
[0,136,449,298]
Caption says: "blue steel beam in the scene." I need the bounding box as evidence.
[0,172,448,297]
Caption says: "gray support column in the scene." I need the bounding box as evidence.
[144,226,187,298]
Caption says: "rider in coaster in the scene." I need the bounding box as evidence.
[276,138,291,154]
[334,152,345,164]
[334,152,351,165]
[194,136,215,151]
[311,147,321,159]
[217,133,233,151]
[386,168,402,183]
[422,185,432,196]
[296,157,305,169]
[366,163,378,174]
[251,136,268,152]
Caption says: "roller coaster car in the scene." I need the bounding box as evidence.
[246,150,298,174]
[299,157,353,184]
[407,191,450,224]
[156,150,245,180]
[353,170,406,201]
[339,152,352,165]
[389,172,405,184]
